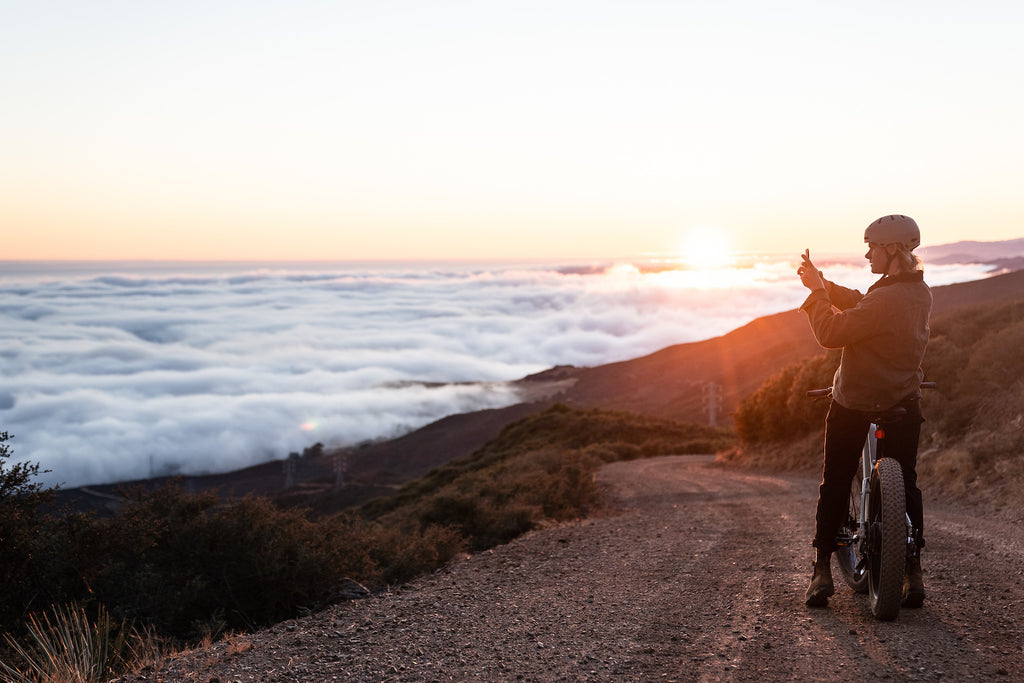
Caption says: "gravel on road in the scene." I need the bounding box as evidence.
[118,455,1024,682]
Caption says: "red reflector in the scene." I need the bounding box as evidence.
[875,428,885,439]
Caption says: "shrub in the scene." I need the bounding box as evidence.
[363,523,465,586]
[58,486,388,638]
[733,351,839,443]
[365,406,732,554]
[0,432,57,633]
[364,405,733,518]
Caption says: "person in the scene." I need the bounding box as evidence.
[796,214,932,608]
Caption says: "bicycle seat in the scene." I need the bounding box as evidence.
[865,405,908,425]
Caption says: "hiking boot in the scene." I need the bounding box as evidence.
[903,554,926,608]
[805,549,834,607]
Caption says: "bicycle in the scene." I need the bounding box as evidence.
[806,382,935,620]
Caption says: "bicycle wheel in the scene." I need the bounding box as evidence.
[834,456,868,593]
[867,458,907,621]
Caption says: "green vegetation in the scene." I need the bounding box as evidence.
[730,349,840,445]
[0,431,58,644]
[724,299,1024,509]
[364,404,731,552]
[1,406,730,678]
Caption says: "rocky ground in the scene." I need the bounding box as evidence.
[118,455,1024,682]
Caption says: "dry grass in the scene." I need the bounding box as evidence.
[225,634,253,656]
[919,413,1024,512]
[716,432,823,472]
[0,603,165,683]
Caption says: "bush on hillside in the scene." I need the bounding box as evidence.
[363,404,733,518]
[732,351,840,444]
[0,432,57,633]
[924,309,1024,438]
[365,406,734,553]
[362,522,465,586]
[406,446,603,551]
[43,486,390,638]
[916,302,1024,508]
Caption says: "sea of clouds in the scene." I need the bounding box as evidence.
[0,256,995,487]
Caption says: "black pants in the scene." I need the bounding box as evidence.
[813,398,925,553]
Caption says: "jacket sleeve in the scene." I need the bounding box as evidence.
[800,287,888,349]
[822,278,864,311]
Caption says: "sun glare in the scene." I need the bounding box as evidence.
[677,230,735,270]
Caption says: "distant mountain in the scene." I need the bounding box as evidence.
[918,238,1024,271]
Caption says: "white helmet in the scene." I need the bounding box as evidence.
[864,215,920,251]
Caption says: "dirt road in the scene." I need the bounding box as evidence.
[125,455,1024,682]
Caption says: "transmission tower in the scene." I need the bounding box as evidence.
[702,382,722,427]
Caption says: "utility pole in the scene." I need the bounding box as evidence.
[702,382,722,427]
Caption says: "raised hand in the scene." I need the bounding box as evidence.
[797,249,826,291]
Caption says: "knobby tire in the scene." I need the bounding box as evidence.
[867,458,906,621]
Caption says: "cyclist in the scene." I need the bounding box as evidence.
[796,214,932,608]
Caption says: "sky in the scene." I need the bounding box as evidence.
[2,1,1024,261]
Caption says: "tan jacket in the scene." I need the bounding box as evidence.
[800,271,932,412]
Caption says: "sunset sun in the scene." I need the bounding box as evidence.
[677,230,735,270]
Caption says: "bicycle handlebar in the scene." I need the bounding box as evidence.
[805,382,937,398]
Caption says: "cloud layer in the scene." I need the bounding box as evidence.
[0,258,994,487]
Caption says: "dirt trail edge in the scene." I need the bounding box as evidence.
[121,455,1024,682]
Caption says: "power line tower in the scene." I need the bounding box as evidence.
[334,451,350,489]
[702,382,722,427]
[283,453,298,489]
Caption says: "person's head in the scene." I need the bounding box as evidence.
[864,214,922,275]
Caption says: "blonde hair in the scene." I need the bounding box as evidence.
[891,245,923,274]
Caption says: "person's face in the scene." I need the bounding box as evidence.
[866,243,890,274]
